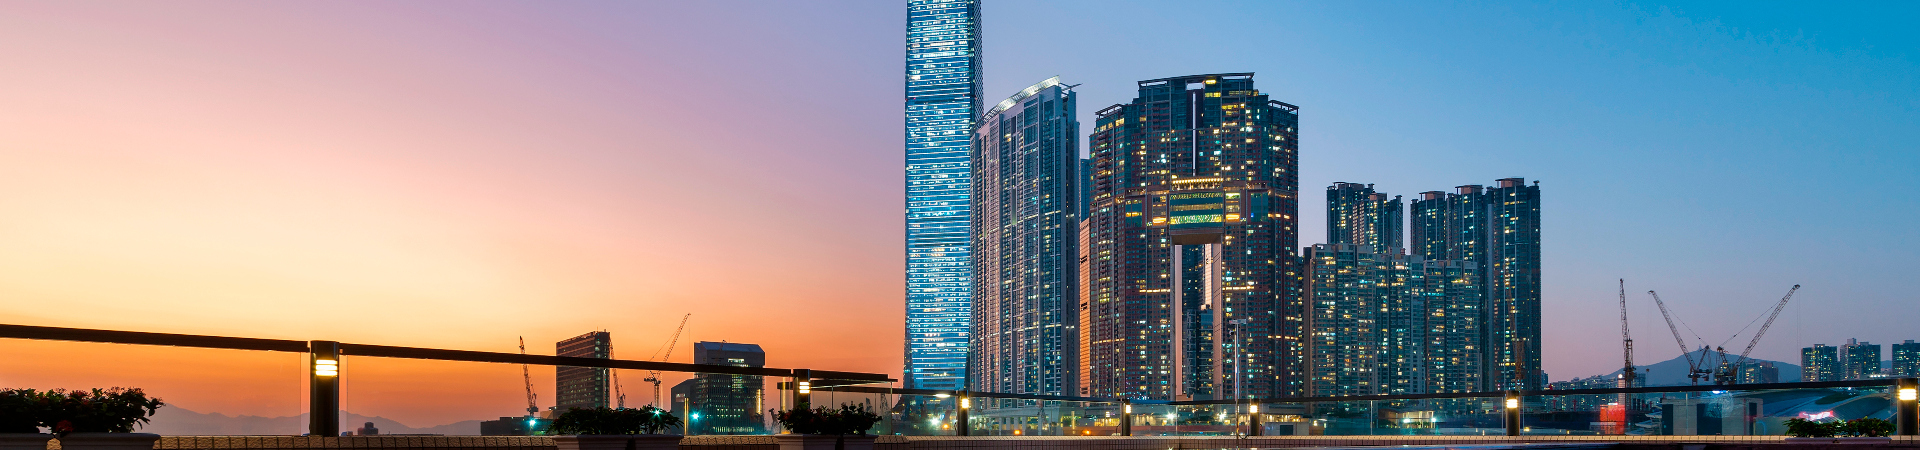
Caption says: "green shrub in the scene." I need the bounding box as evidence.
[0,389,43,433]
[43,388,164,435]
[1784,418,1838,438]
[773,403,880,436]
[1840,417,1894,438]
[548,406,681,435]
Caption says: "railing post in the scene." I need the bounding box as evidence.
[1898,378,1918,436]
[308,341,340,437]
[1503,390,1522,437]
[955,392,970,436]
[1120,400,1131,436]
[1247,403,1261,436]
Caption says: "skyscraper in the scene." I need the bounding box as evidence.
[1840,339,1881,380]
[1409,178,1543,390]
[1303,244,1481,399]
[556,332,611,411]
[1326,183,1403,253]
[1083,73,1302,400]
[904,0,980,392]
[969,77,1080,397]
[1891,340,1920,377]
[1801,344,1839,382]
[678,342,766,435]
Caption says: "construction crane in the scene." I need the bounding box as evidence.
[612,344,627,408]
[1648,290,1712,385]
[641,314,691,407]
[1618,279,1635,389]
[1714,285,1800,385]
[519,337,538,416]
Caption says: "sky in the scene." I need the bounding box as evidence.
[2,0,1917,429]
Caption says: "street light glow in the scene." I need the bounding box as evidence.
[314,359,338,377]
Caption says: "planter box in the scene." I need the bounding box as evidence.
[773,434,876,450]
[1784,437,1893,444]
[52,433,159,450]
[553,435,683,450]
[0,434,51,450]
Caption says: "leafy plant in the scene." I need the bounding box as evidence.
[1784,418,1838,438]
[774,403,881,436]
[0,389,44,433]
[548,406,681,435]
[42,388,164,436]
[1839,418,1893,438]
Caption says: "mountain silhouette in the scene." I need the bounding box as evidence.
[1586,348,1801,386]
[142,406,486,436]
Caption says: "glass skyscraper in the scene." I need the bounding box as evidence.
[1326,182,1403,253]
[1083,73,1302,400]
[1409,178,1543,390]
[904,0,980,391]
[969,77,1079,398]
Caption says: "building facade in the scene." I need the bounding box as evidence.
[555,332,611,411]
[1840,339,1881,380]
[675,342,766,434]
[1408,179,1543,390]
[1892,340,1920,377]
[904,0,981,391]
[1326,183,1403,253]
[1801,344,1839,382]
[1303,244,1482,400]
[1083,73,1303,401]
[969,77,1080,398]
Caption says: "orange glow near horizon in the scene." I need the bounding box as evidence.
[0,2,905,429]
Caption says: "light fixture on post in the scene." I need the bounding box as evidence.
[1247,403,1261,436]
[793,369,811,412]
[1120,401,1132,436]
[309,341,341,437]
[1503,391,1522,437]
[955,392,970,436]
[1897,378,1918,436]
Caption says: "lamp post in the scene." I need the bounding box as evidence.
[955,393,970,436]
[1503,391,1521,437]
[793,369,811,412]
[309,341,340,437]
[1248,403,1262,436]
[1897,378,1918,436]
[1120,400,1132,436]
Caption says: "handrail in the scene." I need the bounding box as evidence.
[0,323,892,382]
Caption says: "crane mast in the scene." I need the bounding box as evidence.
[519,337,538,416]
[1618,279,1634,389]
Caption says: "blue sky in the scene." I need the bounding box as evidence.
[977,0,1918,378]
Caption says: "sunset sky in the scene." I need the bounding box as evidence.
[3,1,1916,430]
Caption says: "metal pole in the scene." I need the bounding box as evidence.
[1120,400,1132,436]
[1503,390,1521,437]
[1897,378,1918,436]
[956,393,970,436]
[309,341,340,437]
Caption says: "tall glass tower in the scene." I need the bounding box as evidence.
[1084,74,1303,400]
[969,77,1079,398]
[904,0,980,391]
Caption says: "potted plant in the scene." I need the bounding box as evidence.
[1784,417,1893,444]
[42,388,164,450]
[550,406,682,450]
[0,389,50,450]
[773,403,881,450]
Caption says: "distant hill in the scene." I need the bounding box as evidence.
[1585,348,1801,386]
[143,406,485,436]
